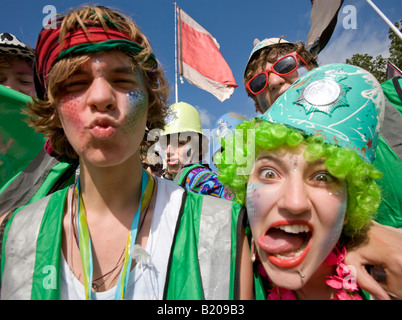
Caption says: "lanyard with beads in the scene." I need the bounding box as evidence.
[75,168,154,300]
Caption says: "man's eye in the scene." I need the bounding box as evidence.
[65,80,89,91]
[115,78,135,84]
[18,79,33,85]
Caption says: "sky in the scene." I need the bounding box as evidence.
[1,0,401,165]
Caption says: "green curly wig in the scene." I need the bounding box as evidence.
[216,118,382,237]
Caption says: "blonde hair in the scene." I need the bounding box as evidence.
[27,5,169,160]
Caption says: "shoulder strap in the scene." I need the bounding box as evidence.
[392,76,402,101]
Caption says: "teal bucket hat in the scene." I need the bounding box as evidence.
[259,63,385,163]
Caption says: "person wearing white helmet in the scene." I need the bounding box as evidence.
[160,102,233,200]
[244,37,317,114]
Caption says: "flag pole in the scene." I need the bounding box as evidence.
[174,2,179,103]
[366,0,402,41]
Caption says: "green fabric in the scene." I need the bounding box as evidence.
[373,137,402,228]
[1,188,67,299]
[165,192,242,299]
[2,187,242,300]
[25,161,75,205]
[0,160,75,202]
[372,78,402,228]
[381,77,402,116]
[0,85,46,188]
[58,39,156,65]
[229,203,240,298]
[31,188,67,299]
[164,191,204,299]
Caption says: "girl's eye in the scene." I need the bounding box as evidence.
[312,172,335,183]
[259,168,278,180]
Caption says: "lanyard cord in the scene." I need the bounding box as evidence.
[75,168,152,300]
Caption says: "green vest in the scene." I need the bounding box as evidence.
[0,186,245,300]
[373,77,402,228]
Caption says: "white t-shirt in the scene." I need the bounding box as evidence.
[60,178,184,300]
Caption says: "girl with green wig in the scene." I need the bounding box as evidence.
[216,63,385,300]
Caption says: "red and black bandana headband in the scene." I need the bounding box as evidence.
[34,17,157,100]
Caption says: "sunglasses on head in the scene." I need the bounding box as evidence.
[245,51,309,95]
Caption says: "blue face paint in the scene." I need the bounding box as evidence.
[123,88,147,134]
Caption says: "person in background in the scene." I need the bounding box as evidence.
[242,36,402,299]
[160,102,233,199]
[0,32,77,215]
[0,32,35,97]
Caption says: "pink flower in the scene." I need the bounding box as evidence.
[267,285,297,300]
[267,291,280,300]
[326,275,344,290]
[326,245,347,266]
[332,290,362,300]
[258,263,267,277]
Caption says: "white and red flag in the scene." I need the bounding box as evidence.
[176,5,237,102]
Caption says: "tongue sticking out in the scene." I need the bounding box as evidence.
[258,228,306,256]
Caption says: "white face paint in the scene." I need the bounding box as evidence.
[246,146,347,291]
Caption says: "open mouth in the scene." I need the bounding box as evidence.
[257,221,313,268]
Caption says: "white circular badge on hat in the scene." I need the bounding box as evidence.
[303,79,341,106]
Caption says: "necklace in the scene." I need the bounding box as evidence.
[75,168,154,299]
[71,179,154,292]
[91,247,125,290]
[71,201,125,291]
[258,245,363,300]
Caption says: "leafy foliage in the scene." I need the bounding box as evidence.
[345,19,402,83]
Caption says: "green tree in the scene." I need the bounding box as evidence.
[388,20,402,69]
[346,53,387,83]
[345,19,402,83]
